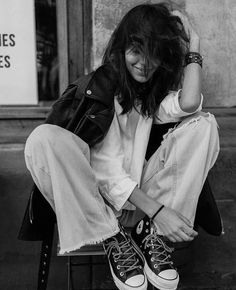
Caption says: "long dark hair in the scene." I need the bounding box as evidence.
[103,3,189,117]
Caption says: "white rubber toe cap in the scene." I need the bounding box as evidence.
[159,269,178,280]
[126,274,145,287]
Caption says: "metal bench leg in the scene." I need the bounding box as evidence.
[89,256,93,290]
[67,256,74,290]
[37,226,54,290]
[67,255,94,290]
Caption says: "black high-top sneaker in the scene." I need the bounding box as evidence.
[131,215,179,290]
[103,226,147,290]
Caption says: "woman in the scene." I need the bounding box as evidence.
[24,3,219,290]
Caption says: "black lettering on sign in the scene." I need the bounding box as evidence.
[0,33,16,46]
[0,55,11,68]
[3,34,8,46]
[5,55,10,68]
[0,33,15,67]
[0,55,3,67]
[9,34,16,46]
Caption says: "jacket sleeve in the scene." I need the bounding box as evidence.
[45,84,78,127]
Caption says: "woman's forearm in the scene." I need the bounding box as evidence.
[128,185,197,242]
[172,10,203,113]
[179,36,202,113]
[128,186,163,218]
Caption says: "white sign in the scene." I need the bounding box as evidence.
[0,0,38,104]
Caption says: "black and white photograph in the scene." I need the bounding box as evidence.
[0,0,235,289]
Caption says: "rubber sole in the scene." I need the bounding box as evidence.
[144,262,179,290]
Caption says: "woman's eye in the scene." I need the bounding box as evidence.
[132,49,139,54]
[129,47,140,55]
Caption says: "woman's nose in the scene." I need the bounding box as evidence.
[138,55,148,68]
[139,55,146,65]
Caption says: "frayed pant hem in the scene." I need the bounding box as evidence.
[58,227,120,255]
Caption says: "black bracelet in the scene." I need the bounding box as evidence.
[151,205,165,220]
[185,52,203,68]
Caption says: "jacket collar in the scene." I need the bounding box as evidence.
[78,64,119,107]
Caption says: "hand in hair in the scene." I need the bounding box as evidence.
[172,10,199,48]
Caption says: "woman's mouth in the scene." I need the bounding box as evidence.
[133,66,147,76]
[133,65,153,76]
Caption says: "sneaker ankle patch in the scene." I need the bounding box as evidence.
[136,220,144,235]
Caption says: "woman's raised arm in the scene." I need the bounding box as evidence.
[173,10,202,113]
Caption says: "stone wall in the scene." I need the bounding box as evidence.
[92,0,236,107]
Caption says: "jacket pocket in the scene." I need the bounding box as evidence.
[74,107,114,147]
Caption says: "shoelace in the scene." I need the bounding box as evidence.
[142,232,173,267]
[105,237,141,276]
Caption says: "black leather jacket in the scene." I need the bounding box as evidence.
[46,64,118,146]
[18,64,222,241]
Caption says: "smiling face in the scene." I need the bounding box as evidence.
[125,48,160,83]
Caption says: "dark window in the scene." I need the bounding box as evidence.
[35,0,59,101]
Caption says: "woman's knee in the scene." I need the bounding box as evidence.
[169,112,220,152]
[178,112,218,136]
[25,124,89,158]
[194,112,219,138]
[25,124,62,152]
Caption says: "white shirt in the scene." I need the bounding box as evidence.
[90,90,203,212]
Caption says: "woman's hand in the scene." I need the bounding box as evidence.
[129,186,198,243]
[153,206,198,242]
[172,10,200,51]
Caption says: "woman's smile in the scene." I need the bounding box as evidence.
[125,48,160,83]
[133,65,155,75]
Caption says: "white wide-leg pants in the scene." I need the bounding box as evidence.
[24,112,219,254]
